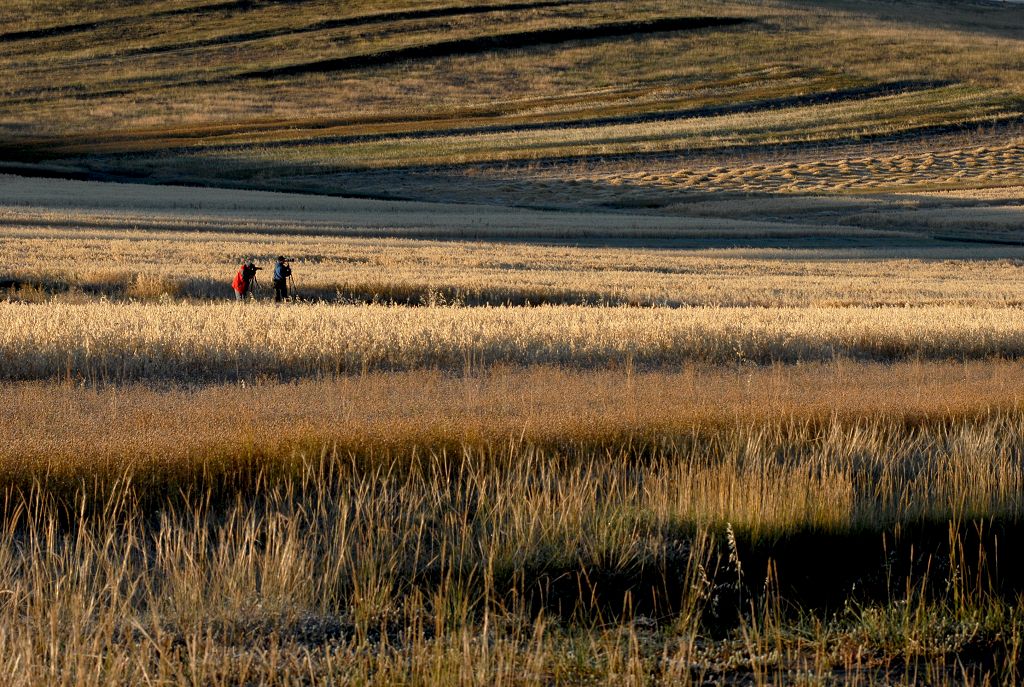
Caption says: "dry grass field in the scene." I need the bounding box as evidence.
[5,0,1024,684]
[7,178,1024,684]
[4,0,1024,215]
[5,361,1024,502]
[5,175,1024,310]
[8,300,1024,382]
[7,361,1024,684]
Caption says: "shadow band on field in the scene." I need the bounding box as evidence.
[235,16,753,80]
[6,274,771,308]
[106,0,595,62]
[0,208,929,251]
[528,518,1024,631]
[0,0,247,42]
[0,0,588,44]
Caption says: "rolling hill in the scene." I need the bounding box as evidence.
[1,0,1024,239]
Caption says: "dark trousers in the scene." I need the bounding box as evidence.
[274,280,288,302]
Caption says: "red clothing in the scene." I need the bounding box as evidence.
[232,265,247,294]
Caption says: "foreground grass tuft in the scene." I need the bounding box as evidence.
[3,423,1024,685]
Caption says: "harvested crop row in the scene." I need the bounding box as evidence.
[3,301,1024,381]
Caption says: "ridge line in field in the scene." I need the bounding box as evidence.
[0,0,590,44]
[233,16,753,81]
[0,15,753,104]
[0,0,246,41]
[83,0,595,63]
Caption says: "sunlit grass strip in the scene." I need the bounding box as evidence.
[3,301,1024,381]
[8,222,1024,309]
[4,361,1024,534]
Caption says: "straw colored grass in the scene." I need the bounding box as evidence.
[10,222,1024,307]
[3,363,1024,683]
[4,360,1024,531]
[5,300,1024,382]
[7,1,1024,682]
[1,460,1018,686]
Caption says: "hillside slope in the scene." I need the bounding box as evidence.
[2,0,1024,238]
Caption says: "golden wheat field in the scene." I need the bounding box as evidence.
[6,0,1024,684]
[7,175,1024,685]
[7,301,1024,382]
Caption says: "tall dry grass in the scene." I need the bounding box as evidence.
[4,360,1024,530]
[3,301,1024,381]
[2,385,1024,683]
[8,220,1024,307]
[3,348,1024,683]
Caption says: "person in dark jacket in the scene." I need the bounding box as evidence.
[232,260,260,301]
[273,256,292,302]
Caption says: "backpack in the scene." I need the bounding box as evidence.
[232,265,246,292]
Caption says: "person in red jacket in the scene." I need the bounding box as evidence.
[232,260,261,301]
